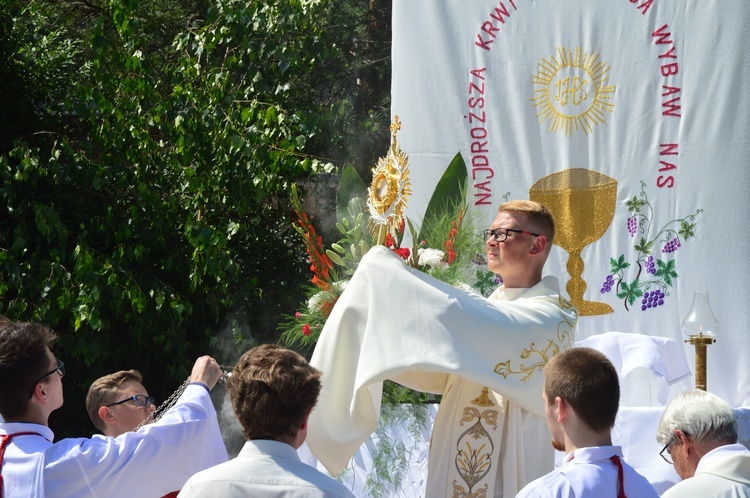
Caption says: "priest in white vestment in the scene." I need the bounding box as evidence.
[306,200,578,497]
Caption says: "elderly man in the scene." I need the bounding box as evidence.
[516,347,658,497]
[0,319,227,498]
[657,390,750,497]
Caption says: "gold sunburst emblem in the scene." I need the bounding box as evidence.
[367,115,412,245]
[532,46,616,136]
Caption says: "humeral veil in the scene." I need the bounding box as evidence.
[307,246,578,497]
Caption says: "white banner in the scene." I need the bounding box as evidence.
[393,0,750,407]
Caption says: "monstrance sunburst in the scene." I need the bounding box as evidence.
[367,115,412,245]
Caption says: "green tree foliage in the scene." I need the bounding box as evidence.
[0,0,392,436]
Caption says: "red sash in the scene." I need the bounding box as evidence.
[0,432,44,498]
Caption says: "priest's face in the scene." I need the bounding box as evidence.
[543,389,565,452]
[485,211,539,285]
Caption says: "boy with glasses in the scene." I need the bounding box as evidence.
[0,319,228,498]
[86,370,157,438]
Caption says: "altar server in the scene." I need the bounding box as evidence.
[516,347,658,497]
[657,390,750,497]
[0,319,228,498]
[178,344,355,498]
[306,200,579,497]
[86,369,182,497]
[86,369,157,438]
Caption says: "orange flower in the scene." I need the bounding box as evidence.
[319,298,338,318]
[444,239,456,264]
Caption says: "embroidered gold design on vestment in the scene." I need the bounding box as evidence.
[452,393,499,497]
[471,386,495,407]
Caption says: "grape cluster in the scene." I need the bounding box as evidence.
[627,216,637,237]
[600,274,614,293]
[644,255,656,275]
[641,290,665,311]
[661,239,681,253]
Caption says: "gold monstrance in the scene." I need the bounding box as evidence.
[367,116,411,246]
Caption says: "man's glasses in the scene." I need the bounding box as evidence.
[28,360,65,399]
[660,432,688,465]
[483,227,539,243]
[659,443,673,464]
[106,394,156,408]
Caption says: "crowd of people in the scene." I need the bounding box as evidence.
[1,200,748,497]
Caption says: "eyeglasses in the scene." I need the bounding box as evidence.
[483,227,539,243]
[660,432,689,465]
[28,360,65,399]
[106,394,156,408]
[659,443,673,464]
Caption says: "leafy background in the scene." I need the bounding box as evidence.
[0,0,393,437]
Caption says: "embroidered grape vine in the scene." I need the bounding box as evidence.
[601,181,702,311]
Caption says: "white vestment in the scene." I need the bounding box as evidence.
[661,444,750,498]
[516,446,659,498]
[0,383,228,498]
[306,246,578,497]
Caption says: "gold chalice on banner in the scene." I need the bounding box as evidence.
[530,168,617,316]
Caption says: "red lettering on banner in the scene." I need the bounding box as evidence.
[472,156,491,169]
[472,166,494,181]
[481,21,500,38]
[470,127,488,139]
[465,68,493,205]
[652,25,680,78]
[660,143,678,156]
[475,35,492,51]
[470,68,486,80]
[475,1,520,51]
[629,0,653,15]
[652,25,673,46]
[662,98,681,117]
[656,144,678,189]
[657,175,675,188]
[474,181,493,205]
[467,111,486,124]
[471,141,488,154]
[490,1,516,24]
[658,46,678,60]
[468,97,485,108]
[659,161,677,172]
[661,63,679,77]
